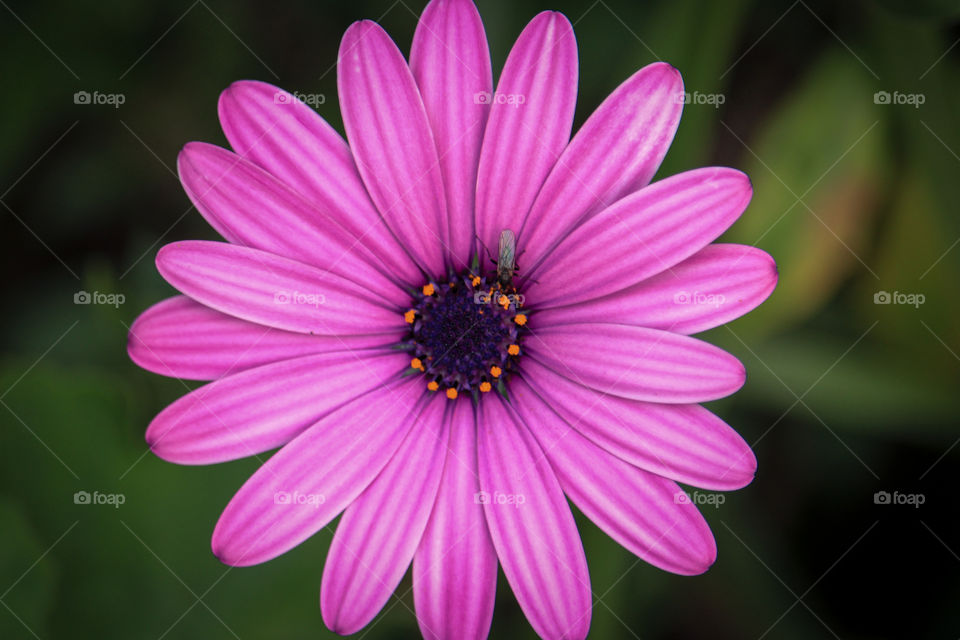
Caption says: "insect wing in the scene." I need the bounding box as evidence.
[497,229,516,279]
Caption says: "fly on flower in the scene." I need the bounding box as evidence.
[496,228,517,290]
[129,1,777,639]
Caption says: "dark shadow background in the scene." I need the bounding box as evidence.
[1,0,958,638]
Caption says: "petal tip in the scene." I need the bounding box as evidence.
[320,597,365,637]
[210,530,252,568]
[154,242,177,275]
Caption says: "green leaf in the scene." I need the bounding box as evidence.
[736,334,956,434]
[723,49,887,336]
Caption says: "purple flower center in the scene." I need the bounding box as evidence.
[402,271,527,398]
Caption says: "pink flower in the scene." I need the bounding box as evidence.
[128,1,777,638]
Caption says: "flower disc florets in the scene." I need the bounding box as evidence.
[402,271,527,399]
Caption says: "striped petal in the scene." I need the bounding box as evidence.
[520,62,684,267]
[535,244,778,335]
[156,241,400,335]
[146,350,408,465]
[211,377,425,566]
[410,0,493,270]
[321,396,448,634]
[127,297,398,380]
[338,21,448,276]
[518,361,756,490]
[525,167,753,307]
[478,398,591,640]
[475,11,578,252]
[513,383,717,575]
[413,401,497,640]
[528,323,745,403]
[177,142,406,302]
[217,81,421,284]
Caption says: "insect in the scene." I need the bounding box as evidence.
[496,228,517,290]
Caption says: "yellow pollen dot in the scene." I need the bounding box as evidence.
[471,276,482,287]
[411,357,424,371]
[490,366,502,378]
[507,344,520,356]
[404,309,416,324]
[479,381,492,393]
[448,281,455,288]
[446,387,458,400]
[514,313,528,326]
[422,283,436,296]
[427,381,439,392]
[499,295,510,309]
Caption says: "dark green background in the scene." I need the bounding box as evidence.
[1,0,958,638]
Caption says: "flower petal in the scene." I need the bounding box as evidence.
[321,395,449,634]
[217,81,421,285]
[535,244,778,335]
[475,11,578,252]
[413,401,497,640]
[338,21,448,277]
[410,0,493,271]
[127,296,398,380]
[146,350,408,465]
[211,377,425,566]
[156,241,400,335]
[520,62,684,267]
[512,381,717,575]
[525,167,753,308]
[528,323,745,403]
[478,397,591,640]
[177,142,407,303]
[518,360,755,490]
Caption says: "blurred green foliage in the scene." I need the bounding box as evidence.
[1,0,958,638]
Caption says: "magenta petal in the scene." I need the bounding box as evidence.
[512,383,717,575]
[413,401,497,640]
[338,21,447,276]
[320,396,449,634]
[520,62,684,267]
[410,0,493,271]
[146,350,407,465]
[478,398,591,640]
[475,11,578,251]
[156,241,400,335]
[529,323,745,403]
[177,142,407,302]
[211,378,425,566]
[535,244,777,335]
[127,296,398,380]
[518,361,756,490]
[526,167,753,307]
[217,81,421,285]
